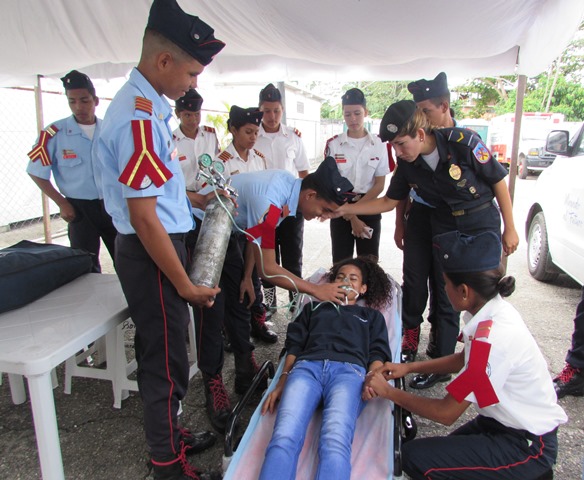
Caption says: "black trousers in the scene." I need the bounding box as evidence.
[402,202,459,357]
[566,286,584,369]
[192,232,254,377]
[115,233,190,460]
[403,416,558,479]
[262,213,304,301]
[67,198,117,273]
[329,213,381,264]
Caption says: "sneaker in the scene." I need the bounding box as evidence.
[263,286,277,311]
[178,427,216,456]
[150,442,222,480]
[251,305,278,344]
[401,327,420,363]
[202,373,231,433]
[554,363,584,399]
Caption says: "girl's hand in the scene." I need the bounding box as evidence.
[377,361,409,380]
[261,382,285,415]
[363,372,391,400]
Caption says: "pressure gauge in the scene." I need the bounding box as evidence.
[213,161,225,174]
[198,154,213,168]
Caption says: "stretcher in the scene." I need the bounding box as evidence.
[223,269,414,479]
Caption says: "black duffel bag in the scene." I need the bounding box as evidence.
[0,240,93,314]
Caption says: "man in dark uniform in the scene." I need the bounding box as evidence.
[27,70,117,273]
[396,72,461,390]
[97,0,224,478]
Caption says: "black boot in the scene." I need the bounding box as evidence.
[251,304,278,344]
[234,351,267,395]
[202,373,231,433]
[178,427,216,456]
[150,443,222,480]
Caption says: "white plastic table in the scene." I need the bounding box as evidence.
[0,273,129,480]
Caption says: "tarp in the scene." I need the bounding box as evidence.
[1,0,583,87]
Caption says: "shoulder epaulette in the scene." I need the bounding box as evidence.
[135,96,153,116]
[27,124,60,166]
[326,134,339,144]
[293,128,302,138]
[218,150,233,162]
[203,125,216,133]
[475,320,493,340]
[253,149,265,159]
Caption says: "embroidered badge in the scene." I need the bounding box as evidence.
[62,149,77,159]
[27,125,59,166]
[118,120,173,190]
[179,155,187,161]
[473,142,491,164]
[335,153,347,164]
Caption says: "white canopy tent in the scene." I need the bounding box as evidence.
[0,0,583,86]
[1,0,583,242]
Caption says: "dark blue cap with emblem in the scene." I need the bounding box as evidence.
[408,72,450,103]
[259,83,282,105]
[433,231,502,273]
[311,156,354,206]
[341,88,366,107]
[176,89,203,112]
[379,100,416,142]
[228,105,263,128]
[60,70,95,95]
[147,0,225,66]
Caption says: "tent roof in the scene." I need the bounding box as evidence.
[1,0,583,87]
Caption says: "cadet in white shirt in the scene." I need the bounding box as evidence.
[325,88,389,263]
[173,89,219,193]
[255,83,310,312]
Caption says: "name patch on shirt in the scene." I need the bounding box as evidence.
[335,154,347,164]
[62,149,77,159]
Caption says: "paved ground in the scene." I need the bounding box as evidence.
[1,177,583,479]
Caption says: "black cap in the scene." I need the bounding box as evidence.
[433,231,502,273]
[259,83,282,104]
[312,157,354,206]
[379,100,416,142]
[60,70,95,95]
[176,89,203,111]
[228,106,263,128]
[341,88,366,107]
[147,0,225,66]
[408,72,449,103]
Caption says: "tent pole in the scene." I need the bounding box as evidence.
[508,74,526,203]
[34,74,52,244]
[278,81,287,124]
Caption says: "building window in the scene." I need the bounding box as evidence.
[296,101,304,114]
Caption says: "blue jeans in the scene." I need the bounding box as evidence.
[259,360,366,480]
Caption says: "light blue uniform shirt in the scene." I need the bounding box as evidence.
[26,115,101,200]
[194,170,301,246]
[97,68,194,235]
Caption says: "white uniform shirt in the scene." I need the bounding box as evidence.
[255,123,309,176]
[217,142,267,179]
[453,295,567,435]
[324,131,389,194]
[173,125,219,191]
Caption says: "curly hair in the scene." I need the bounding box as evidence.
[327,255,393,310]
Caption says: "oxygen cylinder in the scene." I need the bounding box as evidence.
[188,154,237,289]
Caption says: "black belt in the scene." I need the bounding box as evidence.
[450,201,493,217]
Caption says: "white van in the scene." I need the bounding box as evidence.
[525,124,584,285]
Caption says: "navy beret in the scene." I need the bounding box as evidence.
[259,83,282,104]
[433,231,502,273]
[60,70,95,94]
[147,0,225,66]
[408,72,450,103]
[312,156,354,206]
[176,89,203,112]
[341,88,366,107]
[229,106,263,128]
[379,100,416,142]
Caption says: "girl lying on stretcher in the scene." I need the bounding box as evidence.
[258,255,393,480]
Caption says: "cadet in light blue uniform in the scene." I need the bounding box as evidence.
[96,0,224,478]
[26,70,116,272]
[192,159,355,433]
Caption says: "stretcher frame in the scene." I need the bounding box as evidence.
[223,269,411,479]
